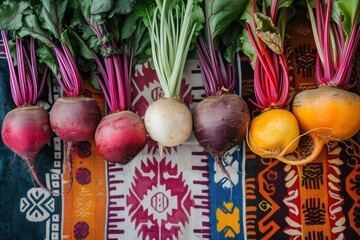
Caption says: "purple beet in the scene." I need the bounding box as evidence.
[193,93,250,183]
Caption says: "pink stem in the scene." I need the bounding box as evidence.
[104,57,118,111]
[323,0,334,82]
[38,67,49,101]
[54,49,74,96]
[93,73,112,110]
[61,43,82,96]
[16,39,29,104]
[271,0,279,21]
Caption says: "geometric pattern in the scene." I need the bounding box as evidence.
[20,188,55,222]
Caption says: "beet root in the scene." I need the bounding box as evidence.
[193,94,250,183]
[50,96,101,143]
[1,105,55,193]
[50,96,100,191]
[95,111,147,164]
[144,98,193,147]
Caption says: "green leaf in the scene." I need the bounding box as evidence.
[62,28,93,60]
[238,0,256,66]
[255,13,282,54]
[91,0,112,15]
[67,28,94,60]
[275,0,294,10]
[0,1,29,30]
[60,30,75,56]
[18,13,54,47]
[307,0,316,8]
[238,27,256,68]
[121,12,138,40]
[255,12,277,33]
[90,74,101,90]
[132,20,151,65]
[221,21,242,62]
[134,0,156,28]
[40,0,68,39]
[108,0,136,17]
[336,0,360,37]
[206,0,247,42]
[37,44,60,77]
[107,17,120,42]
[78,0,93,25]
[278,4,295,43]
[189,3,205,51]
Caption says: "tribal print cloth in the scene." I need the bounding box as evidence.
[0,17,359,240]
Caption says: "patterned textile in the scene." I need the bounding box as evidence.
[0,17,359,240]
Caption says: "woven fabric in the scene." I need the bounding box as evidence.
[0,17,360,240]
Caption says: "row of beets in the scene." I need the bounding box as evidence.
[2,0,360,195]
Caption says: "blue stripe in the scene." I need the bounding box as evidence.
[208,143,245,240]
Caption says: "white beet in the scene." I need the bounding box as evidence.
[144,98,192,147]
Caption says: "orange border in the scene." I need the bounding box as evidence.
[298,149,331,238]
[62,81,107,239]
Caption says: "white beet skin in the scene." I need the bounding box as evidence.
[95,111,147,164]
[1,105,54,193]
[144,98,193,147]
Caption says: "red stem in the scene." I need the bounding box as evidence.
[38,67,49,101]
[246,24,280,108]
[16,39,29,104]
[22,44,34,105]
[2,30,22,106]
[54,48,74,96]
[277,54,290,108]
[104,57,118,112]
[197,38,219,95]
[205,7,224,90]
[253,59,268,109]
[271,0,278,21]
[316,0,325,51]
[315,55,325,85]
[332,26,360,87]
[113,54,125,111]
[250,1,278,91]
[29,38,38,104]
[93,73,111,107]
[61,43,83,96]
[323,0,334,83]
[122,44,129,109]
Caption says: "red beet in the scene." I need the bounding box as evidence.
[193,94,250,181]
[50,97,100,143]
[50,96,100,190]
[2,106,53,193]
[95,111,147,164]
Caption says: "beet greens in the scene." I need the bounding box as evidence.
[1,32,49,107]
[307,0,359,88]
[239,0,295,110]
[0,0,104,192]
[76,0,150,113]
[136,0,205,99]
[0,1,49,106]
[197,0,247,96]
[1,0,87,98]
[0,1,54,193]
